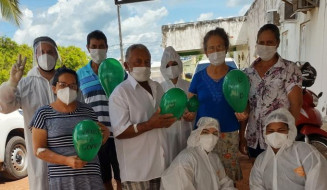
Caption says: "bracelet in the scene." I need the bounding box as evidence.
[133,124,138,133]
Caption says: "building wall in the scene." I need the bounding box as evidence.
[161,16,248,52]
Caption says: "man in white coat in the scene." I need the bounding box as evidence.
[160,46,193,164]
[0,37,60,190]
[160,117,236,190]
[109,44,176,190]
[250,108,327,190]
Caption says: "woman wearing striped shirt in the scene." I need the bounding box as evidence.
[31,66,109,190]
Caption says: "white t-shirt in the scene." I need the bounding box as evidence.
[109,74,168,182]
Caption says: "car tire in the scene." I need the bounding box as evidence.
[1,136,28,180]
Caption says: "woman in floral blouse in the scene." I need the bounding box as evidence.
[239,24,303,158]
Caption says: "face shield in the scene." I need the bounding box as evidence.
[160,46,183,80]
[187,117,220,148]
[263,108,297,148]
[33,37,61,72]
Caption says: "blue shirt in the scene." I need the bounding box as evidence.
[189,66,239,132]
[77,61,112,135]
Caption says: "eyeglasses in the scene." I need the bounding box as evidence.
[207,45,226,52]
[57,82,78,90]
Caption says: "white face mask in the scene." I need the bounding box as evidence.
[256,44,277,61]
[37,54,56,71]
[266,132,288,149]
[57,87,77,105]
[166,65,180,79]
[199,134,218,152]
[89,49,107,64]
[208,51,226,66]
[130,67,151,82]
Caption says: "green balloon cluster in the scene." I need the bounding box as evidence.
[73,120,102,162]
[99,58,125,98]
[160,88,188,119]
[187,96,199,112]
[223,70,250,113]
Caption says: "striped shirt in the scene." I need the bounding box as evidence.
[77,61,112,137]
[30,102,102,180]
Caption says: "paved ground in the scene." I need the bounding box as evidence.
[0,154,253,190]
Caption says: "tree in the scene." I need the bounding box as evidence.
[0,0,22,26]
[57,46,89,71]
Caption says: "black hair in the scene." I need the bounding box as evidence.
[125,44,151,61]
[87,30,108,47]
[52,66,79,87]
[203,27,229,53]
[33,36,57,48]
[257,24,280,42]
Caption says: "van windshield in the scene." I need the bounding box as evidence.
[195,61,237,73]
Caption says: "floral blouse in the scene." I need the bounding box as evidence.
[244,56,302,149]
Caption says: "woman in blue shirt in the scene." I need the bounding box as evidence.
[188,27,242,182]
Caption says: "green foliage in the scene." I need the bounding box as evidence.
[57,46,89,71]
[0,0,22,26]
[0,36,89,84]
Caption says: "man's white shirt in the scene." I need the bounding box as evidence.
[109,74,168,182]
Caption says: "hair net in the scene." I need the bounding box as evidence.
[187,117,220,148]
[160,46,183,80]
[263,108,297,148]
[32,36,61,67]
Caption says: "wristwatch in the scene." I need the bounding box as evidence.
[133,124,138,133]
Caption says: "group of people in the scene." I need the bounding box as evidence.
[0,23,326,190]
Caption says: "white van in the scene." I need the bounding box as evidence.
[0,110,27,180]
[194,58,238,74]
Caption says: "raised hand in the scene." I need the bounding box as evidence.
[9,54,27,87]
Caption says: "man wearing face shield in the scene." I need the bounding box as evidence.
[239,24,303,158]
[0,36,60,190]
[160,46,193,164]
[77,30,122,190]
[160,117,236,190]
[109,44,177,190]
[250,108,327,190]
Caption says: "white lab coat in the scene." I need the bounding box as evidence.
[250,108,327,190]
[0,66,54,190]
[160,46,193,164]
[161,117,236,190]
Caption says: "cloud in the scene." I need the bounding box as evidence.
[197,13,213,21]
[238,4,251,15]
[12,0,168,61]
[226,0,253,8]
[174,19,185,24]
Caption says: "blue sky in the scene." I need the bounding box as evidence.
[0,0,253,62]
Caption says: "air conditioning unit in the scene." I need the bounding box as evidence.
[292,0,319,12]
[266,10,280,26]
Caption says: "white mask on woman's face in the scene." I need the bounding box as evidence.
[208,51,226,66]
[57,87,77,105]
[130,67,151,82]
[266,132,288,149]
[166,65,180,79]
[37,54,56,71]
[89,49,107,64]
[199,134,218,152]
[255,44,277,61]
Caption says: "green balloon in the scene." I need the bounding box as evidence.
[73,120,102,162]
[223,70,250,113]
[99,58,125,97]
[187,96,199,112]
[160,88,188,119]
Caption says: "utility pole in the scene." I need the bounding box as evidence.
[114,0,153,63]
[117,4,124,63]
